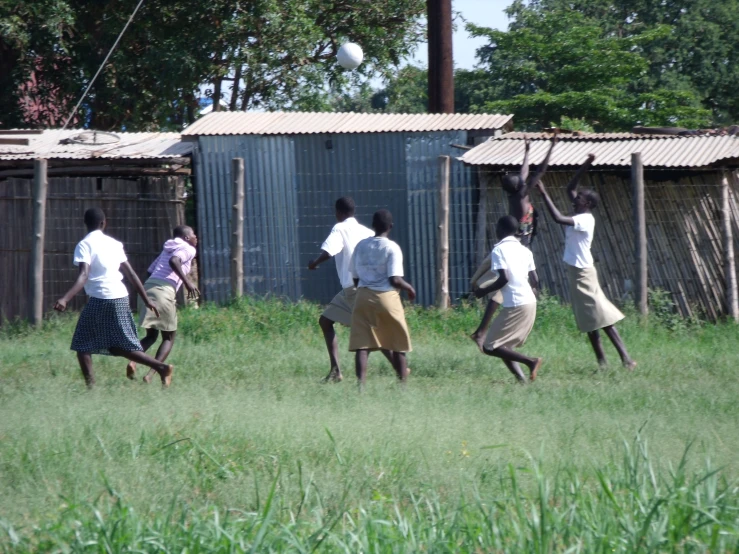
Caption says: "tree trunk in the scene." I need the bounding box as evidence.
[230,64,243,111]
[212,76,222,112]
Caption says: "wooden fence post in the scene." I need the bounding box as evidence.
[721,171,738,321]
[231,158,245,300]
[436,155,450,309]
[29,159,48,327]
[631,152,647,315]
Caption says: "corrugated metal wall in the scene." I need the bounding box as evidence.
[196,136,301,303]
[195,131,480,306]
[406,131,475,305]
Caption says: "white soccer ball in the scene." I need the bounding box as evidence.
[337,42,364,70]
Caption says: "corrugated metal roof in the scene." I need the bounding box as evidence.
[0,130,192,161]
[461,133,739,168]
[181,111,514,136]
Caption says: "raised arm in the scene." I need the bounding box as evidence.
[121,261,160,317]
[566,154,596,201]
[519,137,531,184]
[535,181,575,226]
[54,263,90,312]
[526,131,559,193]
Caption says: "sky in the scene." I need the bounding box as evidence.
[412,0,511,70]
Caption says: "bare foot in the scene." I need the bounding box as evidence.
[159,365,174,388]
[126,361,137,380]
[469,332,485,353]
[623,360,637,371]
[529,358,543,382]
[321,368,343,383]
[142,369,155,384]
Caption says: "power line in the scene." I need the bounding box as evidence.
[61,0,147,131]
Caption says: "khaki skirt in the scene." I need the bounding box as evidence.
[484,303,536,350]
[567,264,624,333]
[349,288,412,353]
[138,278,178,331]
[321,287,358,327]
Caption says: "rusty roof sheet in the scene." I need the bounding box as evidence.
[0,130,192,161]
[181,111,514,136]
[461,133,739,168]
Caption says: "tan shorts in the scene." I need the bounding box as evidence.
[484,303,536,351]
[321,287,358,327]
[138,278,178,332]
[349,288,412,353]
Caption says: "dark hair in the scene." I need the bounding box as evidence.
[582,189,599,209]
[84,208,106,229]
[501,174,522,194]
[372,209,393,234]
[496,215,519,238]
[335,196,356,216]
[173,225,193,239]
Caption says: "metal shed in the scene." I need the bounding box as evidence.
[461,131,739,320]
[0,130,192,322]
[183,111,513,306]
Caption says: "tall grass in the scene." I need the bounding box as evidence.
[1,297,738,551]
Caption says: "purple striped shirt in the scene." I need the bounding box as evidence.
[147,238,196,291]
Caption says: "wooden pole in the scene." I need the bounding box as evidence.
[427,0,454,113]
[29,159,48,327]
[631,152,648,315]
[230,158,245,300]
[436,155,450,309]
[721,171,738,321]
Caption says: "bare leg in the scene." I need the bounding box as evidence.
[483,345,543,383]
[143,331,176,383]
[502,360,526,383]
[587,330,608,366]
[128,328,159,380]
[319,315,342,382]
[355,349,369,389]
[602,325,637,369]
[470,300,499,352]
[391,352,410,382]
[77,352,95,389]
[109,348,174,387]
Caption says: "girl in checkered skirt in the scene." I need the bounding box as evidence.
[54,208,174,388]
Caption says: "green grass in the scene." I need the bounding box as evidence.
[1,296,738,552]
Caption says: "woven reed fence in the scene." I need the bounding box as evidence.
[0,176,185,323]
[477,168,739,320]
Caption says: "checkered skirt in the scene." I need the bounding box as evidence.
[71,297,143,355]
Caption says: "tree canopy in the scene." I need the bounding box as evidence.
[0,0,425,130]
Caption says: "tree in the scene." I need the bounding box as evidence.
[466,6,711,131]
[0,0,425,130]
[522,0,739,124]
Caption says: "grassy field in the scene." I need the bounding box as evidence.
[1,295,738,552]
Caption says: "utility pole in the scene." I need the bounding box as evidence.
[427,0,454,113]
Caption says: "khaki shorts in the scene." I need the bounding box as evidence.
[321,287,358,327]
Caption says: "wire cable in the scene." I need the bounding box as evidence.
[61,0,147,131]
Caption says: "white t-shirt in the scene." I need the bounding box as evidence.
[491,236,537,308]
[349,236,404,292]
[563,213,595,268]
[321,217,374,289]
[73,230,129,299]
